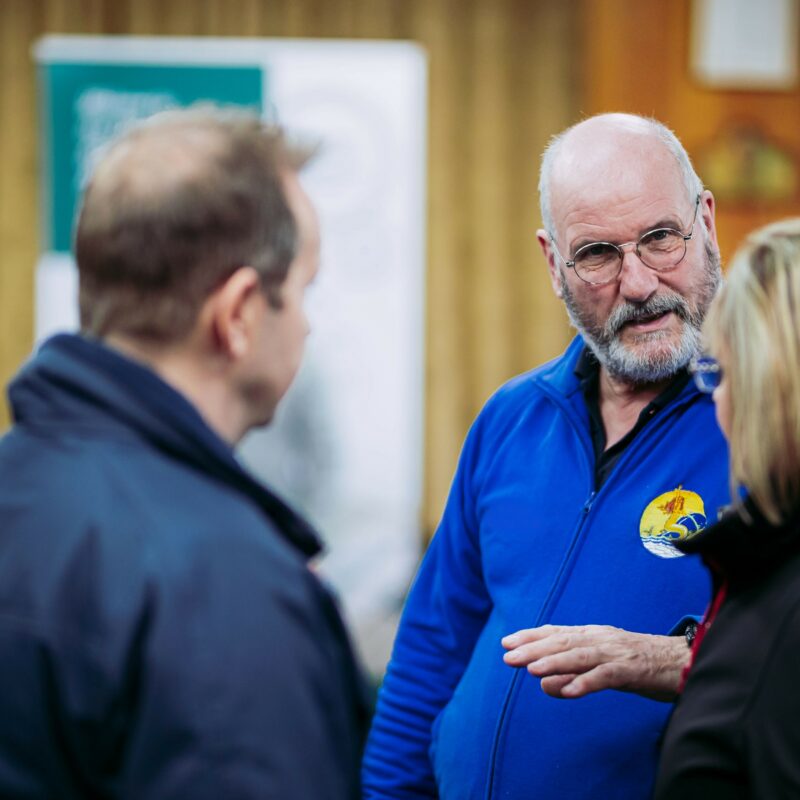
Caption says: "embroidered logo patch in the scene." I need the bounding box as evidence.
[639,486,707,558]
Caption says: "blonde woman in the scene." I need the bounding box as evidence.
[654,219,800,799]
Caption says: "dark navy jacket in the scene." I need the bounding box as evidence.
[0,334,367,799]
[363,336,730,799]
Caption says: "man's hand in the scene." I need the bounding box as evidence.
[501,624,689,702]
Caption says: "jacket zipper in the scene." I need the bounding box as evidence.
[483,486,595,800]
[482,388,704,800]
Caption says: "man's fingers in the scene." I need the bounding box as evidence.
[557,663,627,697]
[502,637,570,666]
[501,625,561,649]
[523,646,604,677]
[539,667,623,699]
[502,624,614,650]
[539,674,578,698]
[502,637,577,666]
[504,633,617,670]
[503,627,686,701]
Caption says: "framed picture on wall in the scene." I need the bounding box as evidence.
[691,0,799,89]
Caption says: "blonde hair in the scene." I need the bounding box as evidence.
[705,218,800,523]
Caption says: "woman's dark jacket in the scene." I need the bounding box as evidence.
[0,334,369,799]
[654,497,800,799]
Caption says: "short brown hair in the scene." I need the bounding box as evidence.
[76,106,313,342]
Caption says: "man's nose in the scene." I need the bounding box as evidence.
[617,245,659,303]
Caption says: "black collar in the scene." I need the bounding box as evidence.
[574,347,690,491]
[678,496,800,585]
[573,347,690,412]
[11,334,323,559]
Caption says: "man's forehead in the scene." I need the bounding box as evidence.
[549,139,688,238]
[552,130,679,194]
[557,194,690,250]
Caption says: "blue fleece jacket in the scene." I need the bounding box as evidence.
[0,334,368,799]
[363,336,730,799]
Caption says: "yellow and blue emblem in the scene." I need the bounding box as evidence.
[639,486,707,558]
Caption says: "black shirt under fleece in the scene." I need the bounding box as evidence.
[574,347,690,490]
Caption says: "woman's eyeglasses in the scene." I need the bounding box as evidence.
[689,355,723,394]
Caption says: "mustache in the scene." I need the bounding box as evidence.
[605,292,692,338]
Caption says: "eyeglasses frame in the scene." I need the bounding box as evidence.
[689,354,723,394]
[548,194,702,286]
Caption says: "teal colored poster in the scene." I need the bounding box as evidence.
[40,63,263,252]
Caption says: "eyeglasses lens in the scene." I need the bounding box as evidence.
[573,231,687,284]
[690,357,722,394]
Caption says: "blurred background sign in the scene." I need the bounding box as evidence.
[39,57,263,254]
[691,0,798,89]
[35,35,428,675]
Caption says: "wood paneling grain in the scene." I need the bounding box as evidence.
[0,2,38,424]
[583,0,800,263]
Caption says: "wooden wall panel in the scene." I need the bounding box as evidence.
[0,2,39,417]
[583,0,800,264]
[0,0,579,535]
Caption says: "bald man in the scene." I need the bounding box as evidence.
[363,114,730,799]
[0,108,367,798]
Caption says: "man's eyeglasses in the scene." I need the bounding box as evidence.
[689,355,723,394]
[549,195,701,286]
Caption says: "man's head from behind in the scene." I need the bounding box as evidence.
[76,107,320,440]
[537,113,722,386]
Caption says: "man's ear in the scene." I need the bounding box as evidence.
[537,228,564,299]
[699,189,720,255]
[207,266,263,360]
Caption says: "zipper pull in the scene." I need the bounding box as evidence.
[582,491,597,514]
